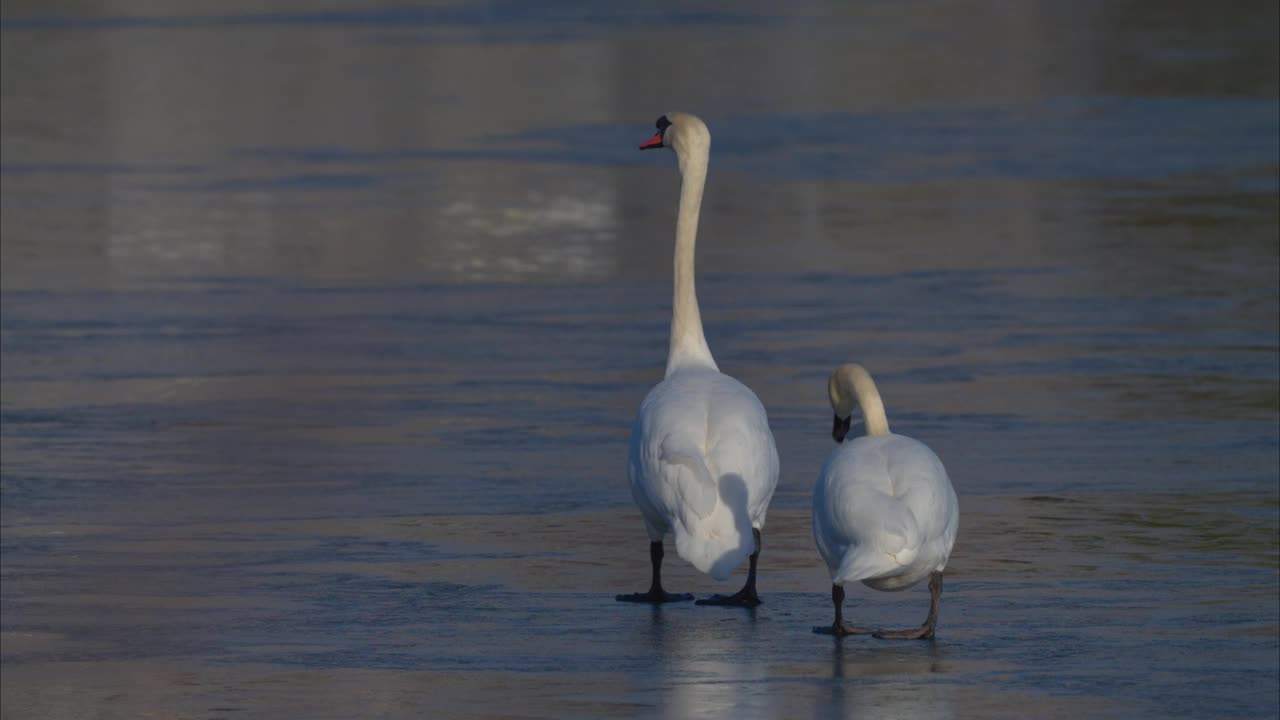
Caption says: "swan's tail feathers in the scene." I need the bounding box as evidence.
[672,509,752,581]
[829,492,922,584]
[833,544,913,586]
[660,439,753,581]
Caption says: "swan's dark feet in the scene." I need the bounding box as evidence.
[616,590,694,603]
[695,587,761,608]
[813,622,876,637]
[872,572,943,640]
[617,541,692,603]
[873,624,934,640]
[819,583,877,637]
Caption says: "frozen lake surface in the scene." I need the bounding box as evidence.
[2,1,1278,718]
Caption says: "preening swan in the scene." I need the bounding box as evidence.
[616,113,779,607]
[812,364,959,638]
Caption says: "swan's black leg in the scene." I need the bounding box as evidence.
[696,528,763,608]
[813,583,876,636]
[873,571,943,639]
[616,541,693,603]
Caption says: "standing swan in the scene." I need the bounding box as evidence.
[812,364,959,638]
[616,113,779,607]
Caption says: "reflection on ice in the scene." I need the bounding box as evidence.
[435,189,619,280]
[626,604,959,720]
[649,611,785,720]
[824,641,955,720]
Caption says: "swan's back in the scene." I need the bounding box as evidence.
[629,367,779,578]
[813,433,958,589]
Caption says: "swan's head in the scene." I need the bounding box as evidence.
[638,112,711,162]
[827,363,891,442]
[829,368,856,443]
[828,363,877,443]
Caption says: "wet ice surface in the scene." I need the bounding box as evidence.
[2,1,1279,718]
[2,498,1276,719]
[3,276,1276,720]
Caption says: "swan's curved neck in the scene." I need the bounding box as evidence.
[665,142,716,377]
[835,364,891,437]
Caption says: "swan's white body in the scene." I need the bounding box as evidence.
[630,367,778,579]
[627,113,779,582]
[813,433,958,590]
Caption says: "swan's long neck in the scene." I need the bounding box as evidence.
[835,364,891,437]
[665,143,716,377]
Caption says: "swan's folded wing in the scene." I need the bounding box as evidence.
[883,436,957,542]
[658,435,717,520]
[827,481,922,580]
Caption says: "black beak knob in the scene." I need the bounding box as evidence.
[832,414,851,443]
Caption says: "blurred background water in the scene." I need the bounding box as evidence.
[1,2,1277,719]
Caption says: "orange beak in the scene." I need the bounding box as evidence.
[639,131,664,150]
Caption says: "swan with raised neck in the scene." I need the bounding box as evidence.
[640,112,717,378]
[618,113,780,607]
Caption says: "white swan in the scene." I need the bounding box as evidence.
[616,113,779,607]
[812,364,959,638]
